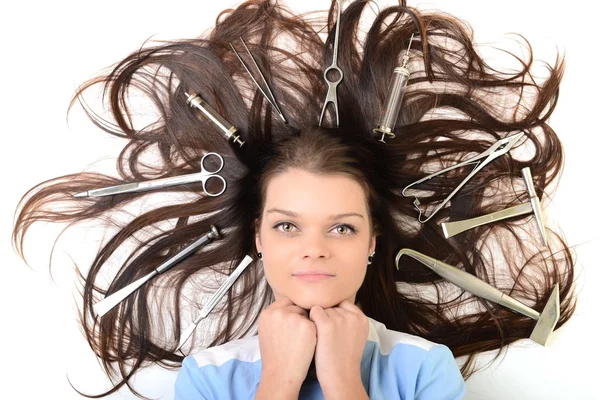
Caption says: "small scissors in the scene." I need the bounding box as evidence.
[319,0,343,127]
[74,152,227,198]
[402,131,526,223]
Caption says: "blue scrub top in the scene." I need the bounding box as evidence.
[175,316,466,399]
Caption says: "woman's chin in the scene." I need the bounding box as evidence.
[290,296,341,311]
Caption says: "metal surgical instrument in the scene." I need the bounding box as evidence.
[176,255,254,353]
[373,33,415,143]
[319,0,344,127]
[186,92,245,148]
[402,131,526,223]
[230,38,287,123]
[74,152,227,198]
[93,225,221,318]
[441,167,548,246]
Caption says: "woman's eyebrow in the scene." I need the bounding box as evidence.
[266,208,364,220]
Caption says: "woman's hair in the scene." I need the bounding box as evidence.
[12,0,576,398]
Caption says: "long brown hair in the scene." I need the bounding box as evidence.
[12,0,576,398]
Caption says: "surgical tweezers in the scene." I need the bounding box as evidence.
[319,0,343,127]
[230,38,287,123]
[402,131,526,223]
[74,152,227,198]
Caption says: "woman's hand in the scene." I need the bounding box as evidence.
[257,296,317,391]
[309,300,370,395]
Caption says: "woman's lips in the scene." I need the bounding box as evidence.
[293,273,334,282]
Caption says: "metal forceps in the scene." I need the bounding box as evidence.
[74,152,227,198]
[402,131,526,223]
[319,0,344,127]
[230,38,287,123]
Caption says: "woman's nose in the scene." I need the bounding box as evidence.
[300,233,331,260]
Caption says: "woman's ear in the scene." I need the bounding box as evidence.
[369,235,376,255]
[254,218,262,252]
[255,235,261,253]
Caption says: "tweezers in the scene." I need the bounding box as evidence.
[230,38,287,123]
[402,131,526,223]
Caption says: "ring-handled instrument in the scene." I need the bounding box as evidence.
[441,167,548,247]
[176,254,254,354]
[319,0,344,127]
[373,33,415,143]
[395,248,560,346]
[74,152,227,198]
[186,92,245,147]
[402,131,526,223]
[93,225,221,318]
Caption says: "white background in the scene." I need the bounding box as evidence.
[1,0,598,399]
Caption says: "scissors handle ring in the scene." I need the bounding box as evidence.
[200,152,226,196]
[202,175,227,197]
[200,152,225,174]
[323,65,343,85]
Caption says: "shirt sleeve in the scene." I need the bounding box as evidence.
[414,344,466,400]
[174,356,209,400]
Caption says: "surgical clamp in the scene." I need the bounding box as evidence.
[319,0,344,127]
[402,131,526,223]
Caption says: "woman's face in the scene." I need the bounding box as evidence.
[255,168,376,310]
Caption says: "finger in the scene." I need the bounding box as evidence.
[334,301,369,333]
[323,307,343,319]
[286,305,310,317]
[308,305,327,324]
[336,299,362,314]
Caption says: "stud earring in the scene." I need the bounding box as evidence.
[258,252,262,259]
[367,251,375,265]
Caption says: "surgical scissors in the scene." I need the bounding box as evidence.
[402,131,526,223]
[74,152,227,198]
[319,0,343,127]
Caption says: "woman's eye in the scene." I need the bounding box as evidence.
[273,222,356,234]
[335,225,356,235]
[274,222,295,232]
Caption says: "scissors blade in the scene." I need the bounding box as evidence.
[74,172,209,198]
[74,182,142,198]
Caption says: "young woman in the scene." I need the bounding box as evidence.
[174,130,466,398]
[12,0,576,398]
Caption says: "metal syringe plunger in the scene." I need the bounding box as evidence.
[373,34,415,143]
[186,92,245,147]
